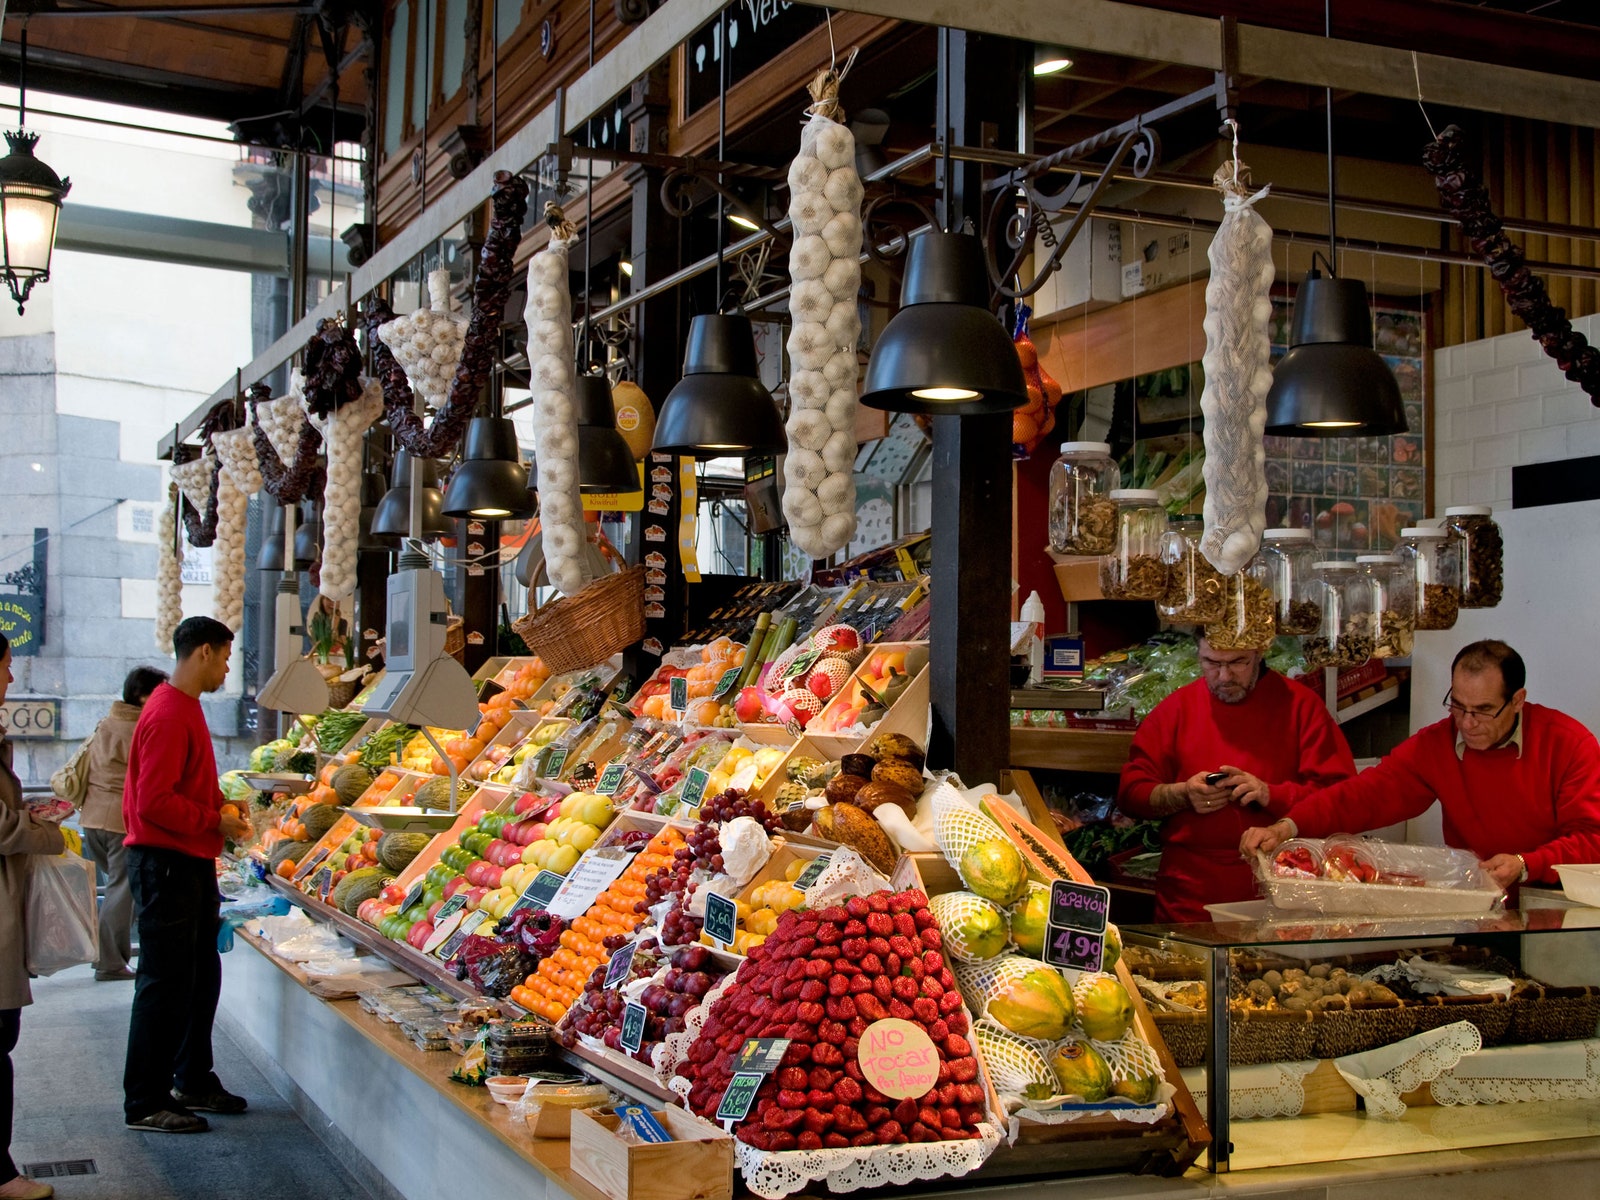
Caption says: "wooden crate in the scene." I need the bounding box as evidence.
[806,643,930,760]
[569,1107,734,1200]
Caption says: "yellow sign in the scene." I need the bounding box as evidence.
[581,463,645,513]
[679,457,701,583]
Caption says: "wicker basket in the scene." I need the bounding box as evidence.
[1506,983,1600,1044]
[1152,1008,1319,1068]
[327,678,361,710]
[444,615,466,665]
[512,566,645,675]
[1409,995,1513,1046]
[1312,1002,1418,1058]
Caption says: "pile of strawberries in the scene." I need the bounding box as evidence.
[676,888,988,1151]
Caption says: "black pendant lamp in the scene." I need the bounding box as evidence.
[0,31,71,316]
[371,450,449,539]
[441,417,533,518]
[257,503,286,571]
[292,500,321,569]
[1264,3,1405,438]
[576,373,642,493]
[651,314,788,458]
[860,231,1028,415]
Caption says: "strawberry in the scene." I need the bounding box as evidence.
[899,888,928,909]
[797,1001,826,1023]
[938,990,964,1014]
[816,924,843,946]
[914,908,937,930]
[828,974,851,997]
[946,1010,968,1035]
[872,977,893,1001]
[864,1085,887,1104]
[920,928,943,951]
[922,949,944,973]
[773,1000,799,1023]
[886,954,903,977]
[814,945,842,961]
[863,1104,891,1127]
[868,892,891,913]
[770,1132,798,1150]
[799,980,827,1001]
[940,1128,973,1142]
[784,1021,814,1042]
[859,953,884,976]
[892,976,918,1001]
[893,912,918,937]
[848,976,873,995]
[841,1037,859,1061]
[778,1067,809,1091]
[945,1033,972,1056]
[777,1089,808,1110]
[797,1130,822,1151]
[918,1106,941,1129]
[802,1108,833,1134]
[826,996,857,1021]
[936,1060,952,1085]
[921,976,944,999]
[811,1042,844,1067]
[910,1123,937,1143]
[833,1105,867,1133]
[742,1129,773,1151]
[889,934,918,960]
[843,919,868,938]
[844,1060,865,1082]
[850,1131,876,1147]
[809,1067,839,1090]
[764,1106,805,1131]
[937,1083,958,1106]
[818,1019,848,1044]
[961,1105,985,1124]
[894,1098,919,1126]
[834,1076,863,1104]
[888,999,914,1020]
[913,997,939,1022]
[928,1018,949,1041]
[938,967,955,987]
[867,937,891,957]
[820,906,849,924]
[941,1107,964,1129]
[823,1132,849,1149]
[846,895,871,919]
[848,1016,869,1037]
[792,935,817,957]
[806,959,832,979]
[807,1089,833,1108]
[866,912,895,936]
[949,1056,978,1083]
[841,936,868,958]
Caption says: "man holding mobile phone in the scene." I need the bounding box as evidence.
[1118,636,1356,922]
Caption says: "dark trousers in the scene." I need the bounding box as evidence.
[2,1007,18,1184]
[123,847,223,1120]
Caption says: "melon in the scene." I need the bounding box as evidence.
[987,964,1075,1040]
[378,831,432,873]
[414,777,454,811]
[330,764,374,806]
[332,866,388,916]
[300,804,340,840]
[959,837,1027,904]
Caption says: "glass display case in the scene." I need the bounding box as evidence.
[1124,905,1600,1173]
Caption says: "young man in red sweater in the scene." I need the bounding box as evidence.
[122,616,251,1135]
[1242,640,1600,890]
[1118,637,1356,923]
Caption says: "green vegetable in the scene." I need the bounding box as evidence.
[356,723,419,773]
[314,709,370,755]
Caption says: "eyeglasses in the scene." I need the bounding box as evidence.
[1442,690,1511,723]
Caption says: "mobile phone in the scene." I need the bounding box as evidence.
[1204,772,1230,786]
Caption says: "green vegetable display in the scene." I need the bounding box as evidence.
[356,723,419,773]
[314,709,370,755]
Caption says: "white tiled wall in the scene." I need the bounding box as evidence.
[1431,313,1600,508]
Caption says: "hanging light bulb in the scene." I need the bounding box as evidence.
[651,313,789,457]
[860,231,1028,415]
[1032,46,1074,76]
[575,373,642,493]
[442,416,533,518]
[0,31,71,317]
[372,450,450,539]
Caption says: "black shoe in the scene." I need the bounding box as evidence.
[172,1088,248,1114]
[127,1108,209,1134]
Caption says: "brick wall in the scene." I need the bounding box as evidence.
[1431,313,1600,509]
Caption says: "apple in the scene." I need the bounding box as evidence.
[426,898,445,921]
[444,875,470,898]
[406,920,434,950]
[733,686,765,723]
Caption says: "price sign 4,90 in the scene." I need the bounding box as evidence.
[1042,879,1112,974]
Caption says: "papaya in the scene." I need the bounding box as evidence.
[1076,975,1135,1042]
[1008,884,1049,956]
[959,837,1027,905]
[1050,1039,1111,1102]
[987,964,1075,1041]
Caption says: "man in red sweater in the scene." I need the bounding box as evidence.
[122,616,251,1135]
[1119,637,1356,923]
[1243,640,1600,890]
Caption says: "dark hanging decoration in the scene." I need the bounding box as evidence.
[302,317,367,417]
[175,406,232,548]
[369,170,530,457]
[1424,124,1600,405]
[248,381,326,504]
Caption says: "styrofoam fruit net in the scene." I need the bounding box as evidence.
[260,375,307,463]
[931,782,1009,873]
[170,450,217,515]
[211,425,263,495]
[927,891,1011,964]
[952,951,1037,1016]
[973,1020,1056,1101]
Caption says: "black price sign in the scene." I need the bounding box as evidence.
[604,941,637,989]
[734,1037,792,1074]
[436,910,489,962]
[713,666,742,698]
[792,855,831,889]
[595,763,628,796]
[543,747,568,778]
[681,767,710,811]
[508,869,566,917]
[433,893,468,925]
[715,1071,766,1123]
[311,867,334,901]
[401,879,426,914]
[703,891,738,947]
[620,1002,648,1054]
[669,675,688,712]
[1042,879,1112,974]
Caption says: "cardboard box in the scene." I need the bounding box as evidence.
[1031,217,1124,320]
[1121,225,1207,298]
[569,1107,734,1200]
[1053,557,1108,602]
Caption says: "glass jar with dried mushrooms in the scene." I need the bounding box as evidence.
[1444,505,1504,609]
[1048,441,1121,555]
[1301,560,1372,670]
[1250,527,1322,636]
[1205,574,1276,651]
[1157,516,1226,624]
[1355,554,1415,658]
[1099,488,1169,600]
[1395,526,1461,631]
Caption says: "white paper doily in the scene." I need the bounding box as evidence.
[1181,1060,1319,1120]
[1431,1040,1600,1106]
[734,1124,1002,1199]
[1334,1021,1482,1119]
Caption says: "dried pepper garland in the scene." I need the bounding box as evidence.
[248,381,325,504]
[172,445,221,549]
[1424,124,1600,404]
[375,171,531,457]
[302,317,367,418]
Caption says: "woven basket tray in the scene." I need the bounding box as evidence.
[512,566,645,675]
[1152,1008,1320,1068]
[1507,984,1600,1044]
[1409,994,1513,1046]
[1312,1002,1418,1058]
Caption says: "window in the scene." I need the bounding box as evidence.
[382,0,410,156]
[495,0,522,45]
[440,0,467,99]
[410,0,434,134]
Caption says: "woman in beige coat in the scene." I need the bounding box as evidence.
[79,667,167,981]
[1,632,68,1200]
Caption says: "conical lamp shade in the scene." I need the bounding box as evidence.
[861,231,1028,415]
[651,314,788,458]
[293,501,321,569]
[257,503,286,571]
[442,417,533,518]
[1265,272,1407,436]
[372,451,449,539]
[576,374,643,493]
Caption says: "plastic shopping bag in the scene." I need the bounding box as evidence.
[25,852,99,977]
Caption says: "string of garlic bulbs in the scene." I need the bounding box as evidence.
[170,449,220,548]
[523,205,590,598]
[212,473,247,632]
[377,268,467,412]
[212,424,263,496]
[308,379,385,601]
[155,485,183,652]
[260,372,308,463]
[782,69,862,559]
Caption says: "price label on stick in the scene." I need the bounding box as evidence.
[715,1071,766,1123]
[542,747,568,778]
[681,767,710,811]
[507,869,566,918]
[620,1002,648,1054]
[595,762,628,795]
[713,666,742,698]
[669,675,688,713]
[604,941,637,990]
[1042,879,1112,973]
[401,879,426,914]
[703,891,738,948]
[792,855,832,889]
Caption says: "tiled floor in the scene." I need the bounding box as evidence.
[11,966,373,1199]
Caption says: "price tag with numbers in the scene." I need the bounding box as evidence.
[680,767,710,811]
[713,666,742,698]
[1042,879,1112,973]
[669,675,688,712]
[620,1002,648,1054]
[595,762,628,795]
[703,891,738,947]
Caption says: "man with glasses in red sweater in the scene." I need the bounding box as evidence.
[1242,640,1600,889]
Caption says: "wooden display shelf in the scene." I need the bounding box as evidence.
[1010,726,1135,774]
